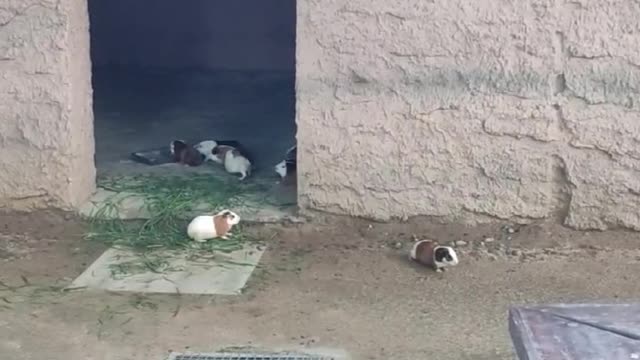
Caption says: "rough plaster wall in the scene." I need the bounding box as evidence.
[0,0,96,210]
[89,0,295,71]
[296,0,640,230]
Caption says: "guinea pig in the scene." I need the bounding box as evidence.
[212,145,252,181]
[409,239,459,272]
[274,145,296,183]
[194,140,219,163]
[274,159,296,184]
[170,140,204,167]
[186,209,241,242]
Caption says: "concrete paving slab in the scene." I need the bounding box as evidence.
[68,245,265,295]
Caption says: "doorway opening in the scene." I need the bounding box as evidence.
[86,0,298,220]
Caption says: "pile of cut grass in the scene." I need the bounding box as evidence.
[86,174,263,252]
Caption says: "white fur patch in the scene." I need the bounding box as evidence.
[194,140,218,162]
[224,151,251,180]
[274,160,287,178]
[186,215,216,242]
[409,240,424,261]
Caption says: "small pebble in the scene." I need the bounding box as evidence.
[393,242,403,249]
[507,227,515,234]
[484,237,495,243]
[455,240,468,247]
[511,249,522,256]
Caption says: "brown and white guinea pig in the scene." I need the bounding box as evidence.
[212,145,252,181]
[170,140,205,167]
[409,239,459,272]
[274,145,296,184]
[194,140,218,163]
[186,209,241,242]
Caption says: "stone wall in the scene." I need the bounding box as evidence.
[0,0,95,210]
[296,0,640,230]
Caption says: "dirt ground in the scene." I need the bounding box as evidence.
[1,211,640,360]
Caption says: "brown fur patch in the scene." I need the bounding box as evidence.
[412,240,439,268]
[212,214,231,237]
[179,147,204,167]
[172,141,203,166]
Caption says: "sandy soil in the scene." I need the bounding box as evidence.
[1,211,640,360]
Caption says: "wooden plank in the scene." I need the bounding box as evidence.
[509,304,640,360]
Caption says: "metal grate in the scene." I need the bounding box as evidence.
[167,352,335,360]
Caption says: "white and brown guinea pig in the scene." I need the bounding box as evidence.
[170,140,204,167]
[409,239,459,272]
[194,140,219,163]
[187,209,240,242]
[212,145,252,181]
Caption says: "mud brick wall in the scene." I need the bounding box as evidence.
[296,0,640,230]
[0,0,95,210]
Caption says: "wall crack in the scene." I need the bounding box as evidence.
[550,155,574,224]
[0,4,52,28]
[551,103,575,141]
